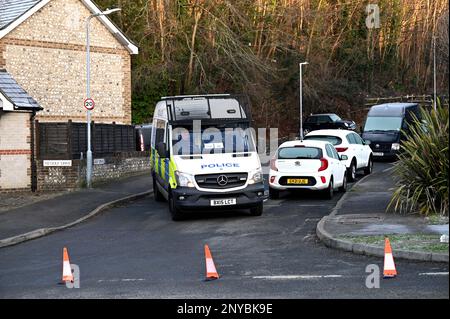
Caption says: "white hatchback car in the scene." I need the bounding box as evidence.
[304,130,373,181]
[269,140,348,199]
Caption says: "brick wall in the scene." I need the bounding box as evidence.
[89,152,151,183]
[0,112,32,191]
[37,161,81,191]
[0,0,132,124]
[36,152,150,191]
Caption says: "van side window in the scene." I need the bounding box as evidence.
[155,120,166,146]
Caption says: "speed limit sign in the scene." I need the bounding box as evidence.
[84,98,95,110]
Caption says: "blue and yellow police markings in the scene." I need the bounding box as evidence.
[151,147,178,189]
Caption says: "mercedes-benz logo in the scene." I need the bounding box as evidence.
[295,161,301,166]
[217,175,228,186]
[375,144,380,148]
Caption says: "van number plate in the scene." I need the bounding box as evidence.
[210,198,236,206]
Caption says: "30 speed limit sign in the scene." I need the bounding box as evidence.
[84,98,95,110]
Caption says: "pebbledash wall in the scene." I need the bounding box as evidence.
[0,112,33,191]
[37,152,150,191]
[0,0,132,124]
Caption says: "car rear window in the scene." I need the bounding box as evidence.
[278,147,323,159]
[304,135,342,146]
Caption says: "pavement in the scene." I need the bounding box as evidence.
[0,173,152,247]
[317,163,449,263]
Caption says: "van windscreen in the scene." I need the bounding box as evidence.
[278,147,322,159]
[364,117,403,132]
[171,126,255,155]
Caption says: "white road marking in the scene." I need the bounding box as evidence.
[297,204,331,207]
[418,272,449,276]
[97,278,146,283]
[252,275,344,280]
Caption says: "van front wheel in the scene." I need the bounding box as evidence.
[249,203,263,216]
[169,194,184,221]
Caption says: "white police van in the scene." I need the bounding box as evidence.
[150,94,266,220]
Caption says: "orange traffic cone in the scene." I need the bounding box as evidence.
[62,247,74,283]
[383,238,397,278]
[204,245,219,280]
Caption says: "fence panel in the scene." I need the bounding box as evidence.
[38,123,70,159]
[36,121,137,160]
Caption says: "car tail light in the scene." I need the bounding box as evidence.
[270,176,276,183]
[270,158,278,171]
[318,158,328,172]
[335,147,348,152]
[320,176,326,183]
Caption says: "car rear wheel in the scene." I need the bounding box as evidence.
[249,203,263,216]
[339,174,347,192]
[323,178,334,199]
[347,160,357,182]
[364,157,373,175]
[153,176,165,202]
[169,193,183,221]
[269,188,280,199]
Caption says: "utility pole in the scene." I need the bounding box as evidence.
[299,62,308,140]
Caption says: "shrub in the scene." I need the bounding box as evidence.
[389,105,449,216]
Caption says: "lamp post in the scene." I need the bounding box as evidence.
[299,62,308,140]
[85,8,121,188]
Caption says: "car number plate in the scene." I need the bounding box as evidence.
[373,152,384,156]
[210,198,237,206]
[287,178,309,185]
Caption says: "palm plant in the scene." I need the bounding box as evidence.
[389,104,449,216]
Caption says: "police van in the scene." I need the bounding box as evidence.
[150,94,266,220]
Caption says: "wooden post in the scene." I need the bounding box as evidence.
[30,115,37,192]
[35,120,40,160]
[91,121,95,156]
[112,121,116,154]
[67,120,73,159]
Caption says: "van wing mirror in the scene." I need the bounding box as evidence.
[156,142,168,158]
[340,155,348,161]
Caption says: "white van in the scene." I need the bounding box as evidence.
[150,94,266,220]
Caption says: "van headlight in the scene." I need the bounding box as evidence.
[391,143,401,151]
[248,169,263,185]
[175,171,195,188]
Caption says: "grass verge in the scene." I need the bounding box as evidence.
[337,234,449,254]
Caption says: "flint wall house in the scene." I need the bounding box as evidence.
[0,0,138,191]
